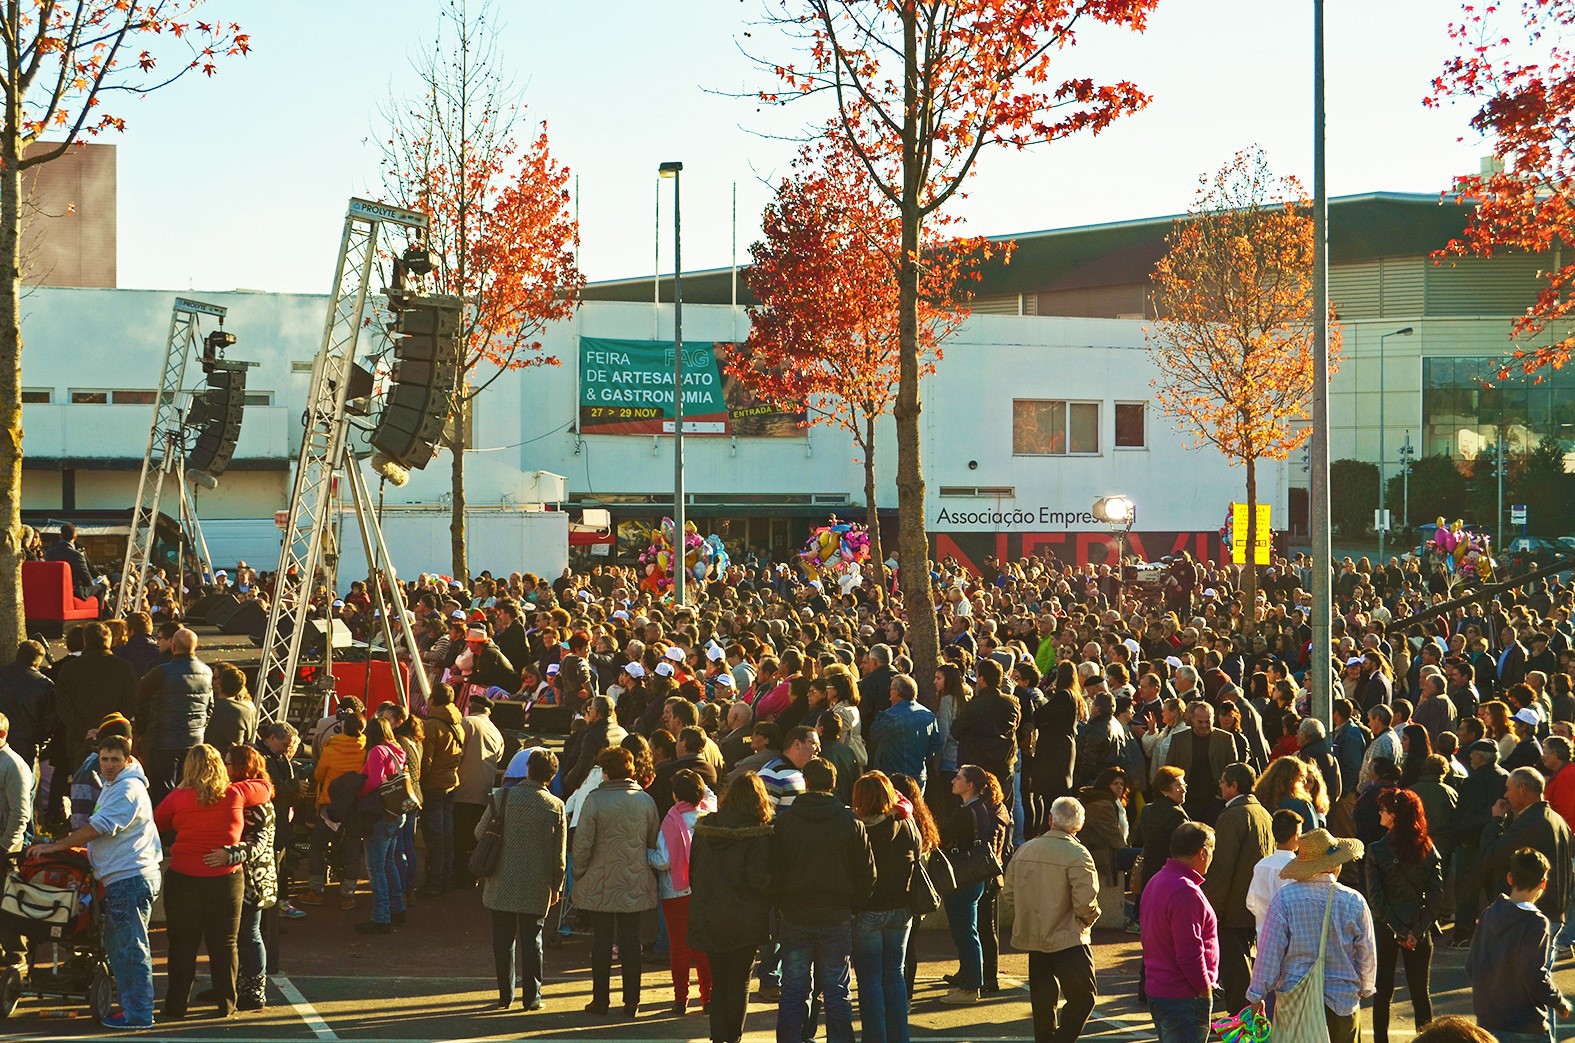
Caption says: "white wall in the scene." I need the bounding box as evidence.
[18,288,1276,545]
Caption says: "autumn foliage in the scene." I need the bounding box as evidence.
[1428,0,1575,377]
[765,0,1158,697]
[1146,148,1342,606]
[378,0,582,577]
[728,134,998,590]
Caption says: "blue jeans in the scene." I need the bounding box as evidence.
[1012,761,1027,848]
[778,918,854,1043]
[394,812,417,895]
[103,872,159,1024]
[851,909,911,1043]
[1150,995,1211,1043]
[420,789,456,889]
[365,814,407,924]
[943,879,987,989]
[1558,863,1575,947]
[758,935,782,988]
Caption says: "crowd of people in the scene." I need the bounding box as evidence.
[0,540,1573,1043]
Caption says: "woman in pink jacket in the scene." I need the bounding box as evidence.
[648,769,716,1014]
[357,717,409,935]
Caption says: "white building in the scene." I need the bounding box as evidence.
[29,191,1540,575]
[18,288,1260,574]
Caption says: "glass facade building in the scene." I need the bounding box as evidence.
[1422,356,1575,458]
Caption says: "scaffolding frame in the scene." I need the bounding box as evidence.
[115,298,227,617]
[254,199,434,725]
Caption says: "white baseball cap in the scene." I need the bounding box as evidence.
[656,661,675,677]
[665,646,685,662]
[624,662,646,678]
[715,674,736,689]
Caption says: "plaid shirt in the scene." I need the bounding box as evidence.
[1246,877,1376,1015]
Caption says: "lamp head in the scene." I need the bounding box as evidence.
[658,161,683,178]
[1092,495,1135,526]
[1391,327,1415,337]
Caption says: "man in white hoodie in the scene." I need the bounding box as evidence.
[30,733,162,1029]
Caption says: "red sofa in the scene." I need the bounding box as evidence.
[22,560,100,633]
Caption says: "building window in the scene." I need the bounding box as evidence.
[1422,356,1575,458]
[112,390,158,405]
[243,392,273,407]
[21,388,51,404]
[70,389,108,404]
[1012,399,1099,455]
[1114,402,1147,449]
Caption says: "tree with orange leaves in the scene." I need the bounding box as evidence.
[762,0,1158,698]
[0,3,247,661]
[1146,148,1342,610]
[1428,0,1575,377]
[728,133,995,596]
[378,0,582,579]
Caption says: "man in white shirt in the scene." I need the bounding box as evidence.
[1246,809,1303,941]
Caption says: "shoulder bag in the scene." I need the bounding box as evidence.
[378,768,421,816]
[1272,882,1338,1043]
[907,822,941,916]
[945,800,1003,888]
[468,787,508,879]
[926,847,957,897]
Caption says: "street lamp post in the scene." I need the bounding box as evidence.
[1377,326,1414,562]
[1398,433,1416,531]
[659,161,685,604]
[1091,495,1136,572]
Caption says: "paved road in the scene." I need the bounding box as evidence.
[6,881,1572,1042]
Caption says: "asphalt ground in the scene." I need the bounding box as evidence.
[6,878,1574,1043]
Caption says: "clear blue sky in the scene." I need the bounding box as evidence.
[109,0,1484,294]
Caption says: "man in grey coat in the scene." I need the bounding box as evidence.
[477,750,566,1012]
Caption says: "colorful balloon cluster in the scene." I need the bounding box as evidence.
[799,517,871,587]
[639,518,730,599]
[1211,1007,1271,1043]
[1430,517,1495,581]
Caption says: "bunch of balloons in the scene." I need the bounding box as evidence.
[1210,1008,1271,1043]
[639,518,730,600]
[799,516,871,589]
[1430,517,1495,582]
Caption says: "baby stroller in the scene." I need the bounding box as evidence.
[0,847,113,1020]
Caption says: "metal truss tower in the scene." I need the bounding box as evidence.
[116,298,229,617]
[255,199,434,725]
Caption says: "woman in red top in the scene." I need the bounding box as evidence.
[152,743,272,1019]
[357,717,410,935]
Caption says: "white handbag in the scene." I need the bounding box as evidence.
[1272,882,1337,1043]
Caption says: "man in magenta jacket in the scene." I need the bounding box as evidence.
[1141,821,1220,1043]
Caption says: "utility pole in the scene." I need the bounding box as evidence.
[1309,0,1333,724]
[1399,433,1415,532]
[1496,434,1506,555]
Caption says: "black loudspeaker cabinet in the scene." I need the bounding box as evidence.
[219,599,268,636]
[205,595,247,629]
[185,592,238,625]
[188,367,248,478]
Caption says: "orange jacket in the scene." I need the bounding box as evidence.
[314,732,367,807]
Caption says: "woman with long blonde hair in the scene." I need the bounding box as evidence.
[152,744,273,1019]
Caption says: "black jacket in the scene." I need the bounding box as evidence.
[1138,795,1189,889]
[1073,712,1122,789]
[43,539,97,598]
[0,662,55,765]
[1299,735,1344,803]
[770,791,874,927]
[140,656,214,751]
[1481,800,1574,923]
[494,622,529,683]
[650,753,717,820]
[1467,896,1565,1035]
[952,686,1021,786]
[1028,687,1078,799]
[1456,759,1509,851]
[1363,834,1445,940]
[861,812,920,912]
[687,808,774,951]
[54,650,137,764]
